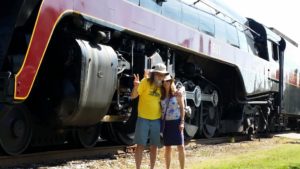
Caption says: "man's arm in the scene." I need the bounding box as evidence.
[131,85,139,99]
[130,74,140,99]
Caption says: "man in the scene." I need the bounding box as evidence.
[131,63,169,169]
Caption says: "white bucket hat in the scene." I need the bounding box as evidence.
[151,63,169,75]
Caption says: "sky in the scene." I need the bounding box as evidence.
[183,0,300,45]
[223,0,300,45]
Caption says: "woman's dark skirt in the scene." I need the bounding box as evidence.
[162,119,184,146]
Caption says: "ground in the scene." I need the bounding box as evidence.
[30,133,300,169]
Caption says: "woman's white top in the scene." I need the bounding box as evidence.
[161,96,180,121]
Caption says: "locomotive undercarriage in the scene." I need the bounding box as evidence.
[0,14,286,155]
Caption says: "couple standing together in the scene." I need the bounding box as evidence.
[131,63,185,169]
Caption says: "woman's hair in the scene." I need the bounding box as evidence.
[161,80,176,100]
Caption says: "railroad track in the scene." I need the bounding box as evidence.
[0,135,249,168]
[187,135,249,145]
[0,145,125,168]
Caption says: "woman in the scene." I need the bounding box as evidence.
[161,74,185,169]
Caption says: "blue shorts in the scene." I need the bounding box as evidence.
[134,117,161,147]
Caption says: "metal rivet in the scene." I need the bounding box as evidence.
[97,71,104,78]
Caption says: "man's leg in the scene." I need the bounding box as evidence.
[149,119,161,169]
[135,144,144,169]
[133,118,149,169]
[149,145,158,169]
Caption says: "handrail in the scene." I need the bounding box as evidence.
[269,27,298,47]
[190,0,260,37]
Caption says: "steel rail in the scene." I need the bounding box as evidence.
[187,135,249,145]
[0,145,125,168]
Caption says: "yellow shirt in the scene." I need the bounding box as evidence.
[137,78,162,120]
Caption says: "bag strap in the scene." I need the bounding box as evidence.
[161,98,170,133]
[162,98,170,120]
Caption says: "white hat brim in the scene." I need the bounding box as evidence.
[150,69,169,75]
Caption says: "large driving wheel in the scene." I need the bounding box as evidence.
[177,81,200,139]
[0,104,32,155]
[113,110,137,145]
[72,124,100,148]
[201,86,220,138]
[184,106,200,139]
[112,99,137,145]
[100,99,138,145]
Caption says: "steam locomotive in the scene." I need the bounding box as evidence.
[0,0,299,155]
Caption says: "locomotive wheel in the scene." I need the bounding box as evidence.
[99,123,115,142]
[201,86,220,138]
[176,81,199,139]
[268,113,279,132]
[72,124,100,148]
[184,106,200,139]
[0,104,32,155]
[107,122,135,145]
[111,99,138,145]
[100,121,135,146]
[202,104,219,138]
